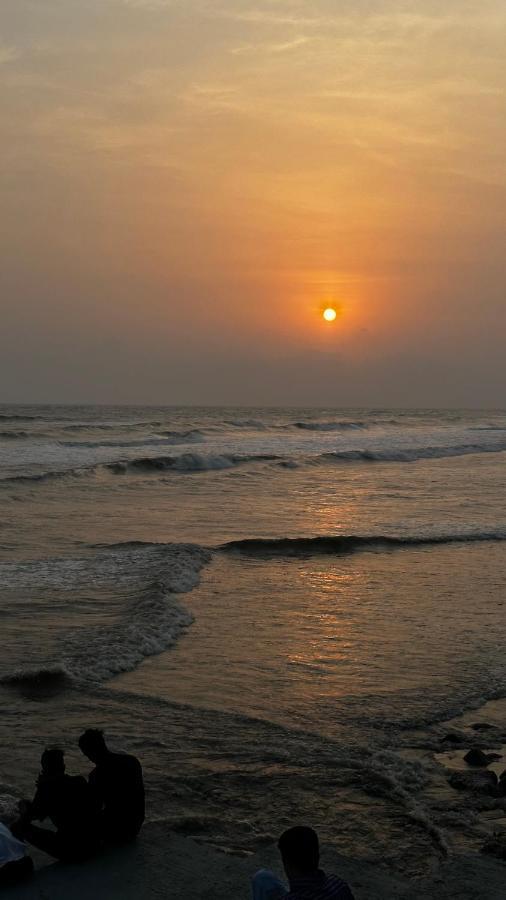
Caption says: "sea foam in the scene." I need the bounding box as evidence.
[0,543,211,686]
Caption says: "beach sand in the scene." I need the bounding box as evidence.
[5,823,506,900]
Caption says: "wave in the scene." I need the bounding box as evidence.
[225,418,268,429]
[0,468,90,485]
[4,437,506,488]
[0,414,45,421]
[222,529,506,557]
[0,453,279,486]
[64,585,195,683]
[156,429,205,443]
[57,421,162,433]
[0,430,30,440]
[60,430,205,450]
[68,543,210,683]
[470,426,506,432]
[293,420,367,431]
[107,452,280,475]
[0,543,211,686]
[224,418,370,432]
[319,440,506,464]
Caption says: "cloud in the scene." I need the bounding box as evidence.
[231,36,309,54]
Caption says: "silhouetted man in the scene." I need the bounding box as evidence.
[13,748,99,862]
[251,826,354,900]
[78,729,145,843]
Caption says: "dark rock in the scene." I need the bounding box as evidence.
[441,732,465,744]
[448,771,498,794]
[464,748,492,767]
[481,836,506,860]
[470,722,497,732]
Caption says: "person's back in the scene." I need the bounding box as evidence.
[89,751,144,839]
[284,870,353,899]
[79,729,144,843]
[251,826,354,900]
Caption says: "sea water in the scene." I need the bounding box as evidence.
[0,406,505,874]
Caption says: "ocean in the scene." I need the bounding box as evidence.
[1,406,505,876]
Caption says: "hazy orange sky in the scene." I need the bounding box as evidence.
[1,0,505,405]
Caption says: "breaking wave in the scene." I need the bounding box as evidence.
[225,419,268,429]
[292,420,367,431]
[224,418,370,431]
[319,440,506,464]
[67,544,210,683]
[60,429,205,449]
[0,543,211,686]
[57,421,162,433]
[0,414,45,421]
[107,452,280,475]
[0,468,92,485]
[222,529,506,557]
[0,430,30,440]
[470,426,506,432]
[3,437,506,488]
[0,452,282,485]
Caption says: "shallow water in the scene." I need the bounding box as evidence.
[1,405,505,876]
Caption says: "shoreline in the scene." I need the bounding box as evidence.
[6,822,506,899]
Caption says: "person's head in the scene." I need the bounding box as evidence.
[78,728,108,763]
[278,826,320,880]
[41,748,65,776]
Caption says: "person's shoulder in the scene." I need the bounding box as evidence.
[69,774,88,787]
[111,751,141,769]
[285,873,354,900]
[324,874,354,899]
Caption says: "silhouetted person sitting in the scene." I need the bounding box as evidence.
[78,729,145,843]
[251,826,355,900]
[13,748,99,863]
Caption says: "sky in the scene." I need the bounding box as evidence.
[1,0,505,405]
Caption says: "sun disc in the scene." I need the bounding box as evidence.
[323,307,337,322]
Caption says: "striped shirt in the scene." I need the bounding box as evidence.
[285,870,354,900]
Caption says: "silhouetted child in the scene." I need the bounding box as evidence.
[79,729,145,843]
[251,826,355,900]
[12,748,99,862]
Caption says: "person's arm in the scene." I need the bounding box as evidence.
[28,783,49,822]
[87,768,104,812]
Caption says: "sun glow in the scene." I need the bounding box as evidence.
[323,307,337,322]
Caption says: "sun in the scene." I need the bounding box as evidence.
[322,307,337,322]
